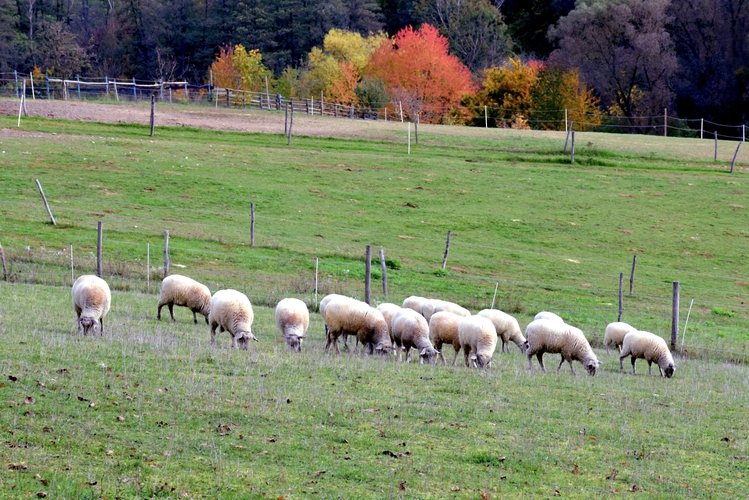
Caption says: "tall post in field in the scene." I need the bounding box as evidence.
[287,102,294,145]
[96,221,103,278]
[164,230,170,278]
[0,243,8,282]
[700,118,703,139]
[671,281,680,350]
[147,243,150,293]
[379,247,388,298]
[364,245,372,305]
[663,108,667,137]
[570,131,576,163]
[714,131,718,161]
[150,95,155,137]
[730,142,742,173]
[284,102,289,135]
[35,179,56,226]
[484,105,488,128]
[564,109,568,132]
[629,254,637,295]
[314,257,319,308]
[564,121,573,152]
[491,282,499,309]
[441,230,452,270]
[250,202,256,247]
[70,244,74,285]
[618,273,623,322]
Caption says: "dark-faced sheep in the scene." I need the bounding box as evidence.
[208,289,257,350]
[72,274,111,336]
[275,298,309,352]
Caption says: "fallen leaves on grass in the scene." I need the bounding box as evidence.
[24,397,35,404]
[607,468,618,480]
[382,450,411,458]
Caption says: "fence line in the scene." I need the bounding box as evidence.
[2,72,747,140]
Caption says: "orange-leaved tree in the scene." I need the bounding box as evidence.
[530,67,601,131]
[209,44,270,91]
[366,24,475,123]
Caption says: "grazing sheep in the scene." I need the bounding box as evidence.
[402,296,430,316]
[72,275,111,336]
[275,298,309,352]
[428,311,464,365]
[477,309,529,353]
[320,294,356,350]
[322,298,392,356]
[157,274,211,324]
[424,299,470,322]
[525,319,600,376]
[376,302,402,344]
[619,330,675,378]
[458,315,498,369]
[604,321,636,354]
[208,289,257,350]
[391,308,439,364]
[534,311,564,323]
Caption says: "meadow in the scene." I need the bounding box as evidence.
[0,102,748,498]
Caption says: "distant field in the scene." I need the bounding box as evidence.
[1,100,749,497]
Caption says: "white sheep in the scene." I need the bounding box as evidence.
[157,274,211,324]
[428,311,464,365]
[376,302,402,344]
[208,289,257,350]
[477,309,528,353]
[423,299,470,322]
[534,311,564,323]
[604,321,636,354]
[320,294,356,350]
[402,295,430,316]
[458,315,498,369]
[275,298,309,352]
[619,330,675,378]
[72,274,111,336]
[322,298,392,356]
[391,308,439,364]
[525,319,600,375]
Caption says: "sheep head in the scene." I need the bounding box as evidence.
[662,363,675,378]
[78,316,97,336]
[471,353,492,369]
[583,358,600,376]
[285,334,303,352]
[518,340,530,353]
[419,347,439,365]
[237,332,258,350]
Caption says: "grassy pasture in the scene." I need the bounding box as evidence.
[1,284,748,499]
[1,104,749,497]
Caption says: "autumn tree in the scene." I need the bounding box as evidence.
[297,28,386,102]
[548,0,677,124]
[530,68,601,131]
[366,23,475,123]
[209,44,270,91]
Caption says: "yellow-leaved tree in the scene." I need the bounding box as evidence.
[296,29,387,104]
[209,44,270,92]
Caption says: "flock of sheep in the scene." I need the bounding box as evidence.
[71,273,676,378]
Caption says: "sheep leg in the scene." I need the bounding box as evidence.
[556,356,565,373]
[619,355,625,372]
[404,347,412,363]
[605,344,610,355]
[192,310,198,324]
[647,361,653,376]
[168,303,175,321]
[157,304,163,321]
[99,317,104,336]
[536,353,547,373]
[464,349,471,368]
[210,322,218,345]
[631,357,637,375]
[452,347,461,366]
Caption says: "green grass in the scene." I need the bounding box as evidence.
[1,283,748,498]
[1,106,749,497]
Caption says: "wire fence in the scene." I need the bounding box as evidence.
[2,71,748,141]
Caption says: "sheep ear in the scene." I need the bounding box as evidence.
[420,348,428,356]
[249,333,258,342]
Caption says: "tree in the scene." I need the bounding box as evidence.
[414,0,512,72]
[209,44,270,91]
[366,23,475,123]
[500,0,574,57]
[378,0,416,37]
[549,0,677,125]
[668,0,749,124]
[530,67,601,131]
[34,22,88,78]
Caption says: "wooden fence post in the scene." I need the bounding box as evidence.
[287,102,294,145]
[70,244,74,285]
[364,245,372,305]
[164,230,170,278]
[314,257,319,309]
[97,221,103,278]
[570,131,576,163]
[284,102,288,135]
[35,179,57,226]
[671,281,680,350]
[250,202,256,247]
[618,272,623,321]
[629,254,637,295]
[0,243,8,282]
[150,95,155,137]
[441,230,452,270]
[730,142,742,173]
[564,121,573,152]
[714,131,718,161]
[379,247,388,298]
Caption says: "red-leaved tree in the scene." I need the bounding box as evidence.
[367,24,476,124]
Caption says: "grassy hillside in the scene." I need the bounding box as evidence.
[1,105,749,497]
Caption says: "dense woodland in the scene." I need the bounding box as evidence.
[1,0,748,125]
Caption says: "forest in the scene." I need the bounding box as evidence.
[1,0,748,126]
